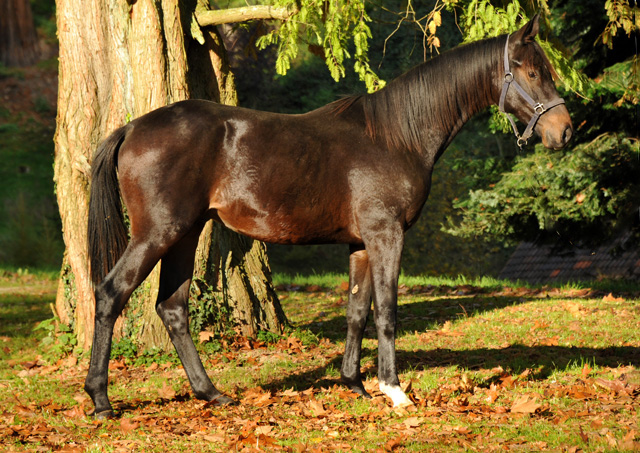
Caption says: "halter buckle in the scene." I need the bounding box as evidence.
[517,136,527,149]
[504,72,514,83]
[534,103,545,114]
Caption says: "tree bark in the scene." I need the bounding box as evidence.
[0,0,40,67]
[54,0,286,351]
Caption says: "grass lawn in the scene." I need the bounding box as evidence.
[1,271,639,452]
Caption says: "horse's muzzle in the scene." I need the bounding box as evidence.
[544,122,573,149]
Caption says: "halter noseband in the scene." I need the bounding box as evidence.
[499,35,565,148]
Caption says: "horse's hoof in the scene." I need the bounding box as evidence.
[352,387,372,399]
[342,378,372,399]
[207,394,236,407]
[93,409,115,420]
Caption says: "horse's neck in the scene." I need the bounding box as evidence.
[426,48,500,159]
[361,40,501,162]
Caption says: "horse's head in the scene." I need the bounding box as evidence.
[499,15,573,149]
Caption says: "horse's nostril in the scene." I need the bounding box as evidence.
[562,125,573,145]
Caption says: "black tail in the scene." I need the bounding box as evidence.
[88,126,130,285]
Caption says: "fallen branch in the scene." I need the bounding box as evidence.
[196,4,298,27]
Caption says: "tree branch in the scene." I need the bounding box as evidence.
[195,4,298,27]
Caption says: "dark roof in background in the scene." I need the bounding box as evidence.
[499,239,640,284]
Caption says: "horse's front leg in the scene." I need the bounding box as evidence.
[365,227,412,407]
[341,244,373,397]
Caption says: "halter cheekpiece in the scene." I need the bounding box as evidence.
[499,34,565,148]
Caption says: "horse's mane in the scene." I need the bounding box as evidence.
[333,36,506,153]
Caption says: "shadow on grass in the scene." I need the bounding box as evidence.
[261,343,640,394]
[298,294,539,342]
[265,292,640,393]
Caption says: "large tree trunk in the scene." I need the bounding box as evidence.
[0,0,40,67]
[54,0,286,351]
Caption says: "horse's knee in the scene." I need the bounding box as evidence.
[374,315,396,339]
[156,302,189,333]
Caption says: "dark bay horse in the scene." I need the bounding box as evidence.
[85,15,572,418]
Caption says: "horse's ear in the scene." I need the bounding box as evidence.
[513,14,540,44]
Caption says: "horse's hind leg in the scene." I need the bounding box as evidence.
[155,226,234,405]
[85,240,164,418]
[341,245,373,397]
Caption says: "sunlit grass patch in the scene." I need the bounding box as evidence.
[2,275,639,451]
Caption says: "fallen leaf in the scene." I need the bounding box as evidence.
[65,355,78,367]
[201,433,226,443]
[120,417,140,433]
[531,320,549,331]
[578,426,589,444]
[257,433,278,448]
[199,331,215,343]
[540,335,559,346]
[510,396,541,414]
[109,359,126,370]
[594,378,630,394]
[157,383,176,400]
[603,293,624,302]
[15,404,36,417]
[307,399,327,417]
[62,405,86,419]
[486,384,499,403]
[255,425,274,436]
[403,416,422,429]
[385,435,405,451]
[20,361,39,370]
[500,375,515,389]
[281,388,300,398]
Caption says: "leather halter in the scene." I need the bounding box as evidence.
[499,35,565,148]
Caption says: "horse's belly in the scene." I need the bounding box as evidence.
[215,203,358,245]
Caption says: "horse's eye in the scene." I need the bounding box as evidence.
[528,71,538,79]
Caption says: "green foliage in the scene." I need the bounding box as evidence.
[446,0,639,246]
[288,328,319,347]
[0,191,63,268]
[256,329,283,344]
[447,134,640,243]
[189,277,223,334]
[537,40,592,97]
[600,0,639,48]
[462,0,524,41]
[30,0,57,43]
[0,85,62,270]
[255,0,384,92]
[110,337,179,365]
[110,337,138,361]
[34,317,78,360]
[403,136,514,277]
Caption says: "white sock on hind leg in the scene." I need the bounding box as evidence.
[379,381,412,407]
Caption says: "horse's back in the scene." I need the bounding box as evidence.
[113,99,427,246]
